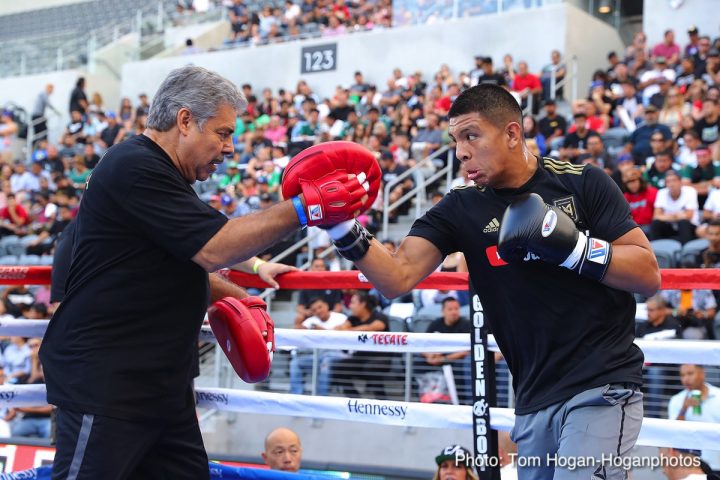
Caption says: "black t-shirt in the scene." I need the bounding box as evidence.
[50,218,76,303]
[69,87,87,114]
[695,117,720,145]
[425,317,471,334]
[100,124,122,147]
[40,134,227,420]
[635,316,680,338]
[408,157,642,414]
[538,115,567,139]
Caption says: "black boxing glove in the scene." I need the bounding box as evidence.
[497,193,612,281]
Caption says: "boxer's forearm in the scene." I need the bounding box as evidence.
[354,235,442,299]
[194,201,300,272]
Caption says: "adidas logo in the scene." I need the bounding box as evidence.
[483,218,500,233]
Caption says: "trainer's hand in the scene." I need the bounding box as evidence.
[498,193,612,281]
[282,141,381,227]
[298,170,370,226]
[256,261,298,289]
[207,296,275,383]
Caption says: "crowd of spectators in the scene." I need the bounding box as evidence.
[0,3,719,448]
[223,0,392,47]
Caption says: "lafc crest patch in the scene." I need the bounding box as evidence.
[553,195,578,221]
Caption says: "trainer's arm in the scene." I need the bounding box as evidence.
[209,273,250,302]
[602,227,660,297]
[193,201,300,272]
[354,235,444,299]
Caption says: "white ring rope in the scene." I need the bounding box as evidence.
[1,385,718,451]
[3,319,720,365]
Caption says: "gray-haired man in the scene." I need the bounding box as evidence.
[40,66,367,480]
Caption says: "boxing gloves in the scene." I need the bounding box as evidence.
[498,193,612,282]
[207,296,274,383]
[281,141,381,227]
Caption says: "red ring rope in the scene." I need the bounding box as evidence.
[1,266,718,290]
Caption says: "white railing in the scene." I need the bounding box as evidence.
[381,146,454,239]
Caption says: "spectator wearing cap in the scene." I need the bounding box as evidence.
[512,61,542,115]
[648,76,672,110]
[638,56,676,106]
[433,445,478,480]
[651,169,699,244]
[627,105,672,165]
[622,166,657,237]
[220,193,250,218]
[685,26,701,57]
[540,50,566,101]
[652,29,681,67]
[218,161,242,189]
[681,147,720,209]
[27,161,55,194]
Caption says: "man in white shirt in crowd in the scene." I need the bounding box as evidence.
[289,297,347,396]
[651,170,699,244]
[667,364,720,473]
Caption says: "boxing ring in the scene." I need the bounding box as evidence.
[0,267,719,477]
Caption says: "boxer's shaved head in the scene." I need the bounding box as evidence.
[449,84,523,132]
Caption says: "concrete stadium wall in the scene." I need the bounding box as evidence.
[643,0,719,48]
[121,3,622,106]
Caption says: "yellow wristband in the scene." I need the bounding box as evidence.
[252,259,267,274]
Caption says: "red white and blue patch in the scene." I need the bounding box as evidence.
[308,204,323,222]
[587,238,609,264]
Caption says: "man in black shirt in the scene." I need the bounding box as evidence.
[537,100,566,144]
[319,84,660,480]
[560,113,596,163]
[68,77,88,118]
[332,292,391,398]
[40,66,327,480]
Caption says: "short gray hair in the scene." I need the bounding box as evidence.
[147,66,247,132]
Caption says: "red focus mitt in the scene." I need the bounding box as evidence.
[207,296,274,383]
[281,141,381,226]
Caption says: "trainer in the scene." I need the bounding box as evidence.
[310,84,660,480]
[40,66,367,480]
